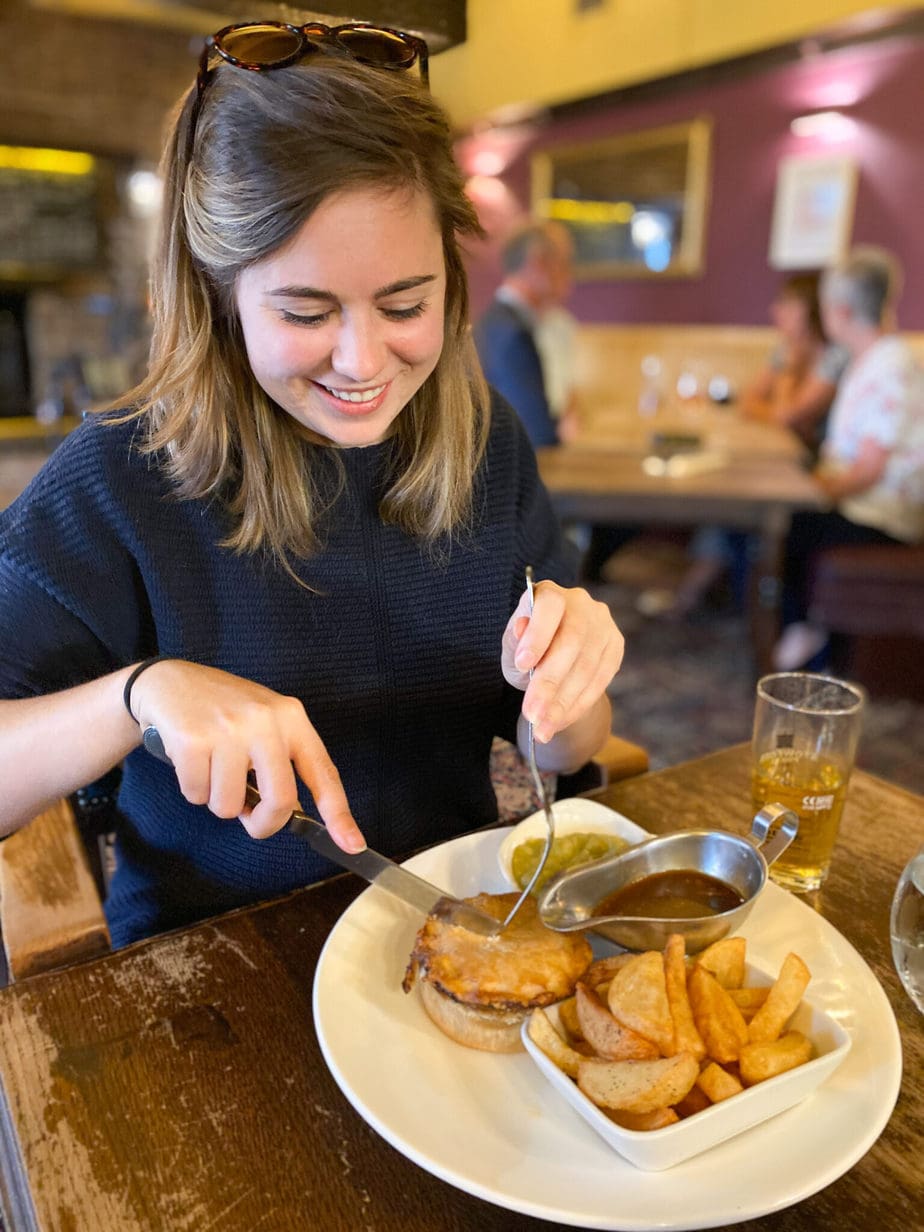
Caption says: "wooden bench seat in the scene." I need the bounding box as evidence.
[570,324,924,444]
[0,798,110,982]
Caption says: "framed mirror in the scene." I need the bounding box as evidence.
[531,118,712,279]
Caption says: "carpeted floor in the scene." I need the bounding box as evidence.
[596,567,924,798]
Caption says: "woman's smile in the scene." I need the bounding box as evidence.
[311,379,391,415]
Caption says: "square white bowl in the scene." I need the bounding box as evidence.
[521,959,851,1171]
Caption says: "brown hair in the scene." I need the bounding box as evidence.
[776,272,826,342]
[109,51,489,565]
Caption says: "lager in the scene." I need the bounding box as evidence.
[752,750,847,891]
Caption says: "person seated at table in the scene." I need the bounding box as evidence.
[474,219,581,448]
[475,219,630,577]
[0,24,624,948]
[774,245,924,670]
[739,271,848,455]
[651,273,848,619]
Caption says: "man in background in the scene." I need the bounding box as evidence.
[474,220,579,448]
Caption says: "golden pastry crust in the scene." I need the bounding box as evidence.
[403,891,593,1009]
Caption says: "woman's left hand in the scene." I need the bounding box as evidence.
[501,579,624,744]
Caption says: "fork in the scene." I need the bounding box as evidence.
[501,566,556,930]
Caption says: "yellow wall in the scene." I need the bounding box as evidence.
[432,0,924,128]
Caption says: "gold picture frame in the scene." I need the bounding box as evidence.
[531,118,712,280]
[768,153,858,270]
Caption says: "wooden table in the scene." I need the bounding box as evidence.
[576,401,807,462]
[0,746,920,1232]
[537,443,823,675]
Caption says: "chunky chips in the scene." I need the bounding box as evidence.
[527,935,814,1131]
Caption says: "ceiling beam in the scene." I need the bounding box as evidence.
[24,0,467,51]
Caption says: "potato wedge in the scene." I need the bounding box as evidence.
[696,1061,744,1103]
[696,936,747,989]
[747,953,811,1043]
[607,951,674,1054]
[673,1083,712,1118]
[604,1106,680,1131]
[728,986,770,1020]
[577,1053,699,1114]
[585,953,637,988]
[739,1030,813,1085]
[576,982,660,1060]
[557,995,582,1042]
[688,965,749,1064]
[663,934,706,1060]
[526,1008,585,1079]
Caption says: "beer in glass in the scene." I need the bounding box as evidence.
[752,673,864,891]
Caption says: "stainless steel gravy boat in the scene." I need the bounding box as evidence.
[536,804,798,953]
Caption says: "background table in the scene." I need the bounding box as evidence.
[0,746,920,1231]
[537,445,823,674]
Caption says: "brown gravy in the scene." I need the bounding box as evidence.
[593,870,745,920]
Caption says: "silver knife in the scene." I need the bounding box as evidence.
[140,725,502,936]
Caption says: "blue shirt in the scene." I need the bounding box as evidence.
[0,396,573,944]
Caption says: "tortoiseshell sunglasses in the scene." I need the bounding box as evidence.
[187,21,430,156]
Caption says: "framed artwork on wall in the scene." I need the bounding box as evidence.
[769,153,858,270]
[531,118,712,280]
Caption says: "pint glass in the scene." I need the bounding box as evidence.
[751,672,865,892]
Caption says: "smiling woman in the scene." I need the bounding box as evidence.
[234,186,447,449]
[0,25,624,949]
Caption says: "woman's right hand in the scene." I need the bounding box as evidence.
[128,659,365,851]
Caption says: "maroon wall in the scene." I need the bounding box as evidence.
[461,33,924,329]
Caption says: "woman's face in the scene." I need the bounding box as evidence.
[235,185,446,447]
[770,292,812,343]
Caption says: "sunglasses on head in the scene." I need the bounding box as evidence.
[187,21,430,158]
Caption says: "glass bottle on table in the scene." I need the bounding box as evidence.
[637,354,663,418]
[891,843,924,1013]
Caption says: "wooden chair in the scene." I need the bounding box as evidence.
[0,733,648,983]
[0,798,111,982]
[808,544,924,700]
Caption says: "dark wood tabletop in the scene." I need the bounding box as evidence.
[0,745,920,1232]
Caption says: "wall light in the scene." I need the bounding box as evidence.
[465,174,509,208]
[790,110,856,141]
[470,149,506,177]
[127,169,162,217]
[0,145,94,176]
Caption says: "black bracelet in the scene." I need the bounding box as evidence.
[123,655,175,723]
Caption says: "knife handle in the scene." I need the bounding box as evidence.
[139,725,502,935]
[142,726,321,834]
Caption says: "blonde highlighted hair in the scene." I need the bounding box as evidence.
[111,52,489,564]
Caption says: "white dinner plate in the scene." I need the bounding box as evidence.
[312,824,902,1231]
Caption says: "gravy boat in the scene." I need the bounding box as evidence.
[536,804,798,953]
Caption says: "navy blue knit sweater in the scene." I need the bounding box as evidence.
[0,396,573,945]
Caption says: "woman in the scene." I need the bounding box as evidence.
[739,271,847,454]
[658,273,847,619]
[0,24,623,946]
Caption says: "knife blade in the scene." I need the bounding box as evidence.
[140,725,502,936]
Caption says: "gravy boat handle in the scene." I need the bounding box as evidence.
[749,804,799,867]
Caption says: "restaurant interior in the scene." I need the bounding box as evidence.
[2,0,922,790]
[0,4,922,1230]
